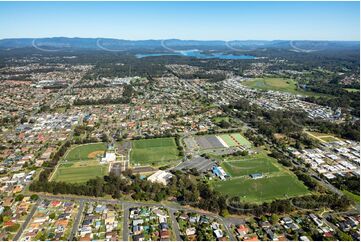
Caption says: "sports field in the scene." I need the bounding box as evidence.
[212,153,310,202]
[52,143,109,183]
[221,154,279,177]
[218,133,252,148]
[242,77,319,96]
[65,143,107,161]
[53,164,108,183]
[212,174,309,203]
[130,137,180,165]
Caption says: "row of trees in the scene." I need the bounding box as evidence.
[30,168,352,216]
[227,193,350,216]
[330,176,360,195]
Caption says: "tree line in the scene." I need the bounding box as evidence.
[30,169,351,216]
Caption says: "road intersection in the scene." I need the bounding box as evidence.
[16,194,241,241]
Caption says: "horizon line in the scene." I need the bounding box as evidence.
[0,37,360,42]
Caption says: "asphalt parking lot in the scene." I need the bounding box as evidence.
[195,135,224,149]
[174,156,216,173]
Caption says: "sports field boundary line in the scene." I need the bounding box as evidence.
[216,135,229,148]
[62,142,106,162]
[225,156,270,163]
[48,163,60,182]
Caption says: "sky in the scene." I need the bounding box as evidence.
[0,1,359,41]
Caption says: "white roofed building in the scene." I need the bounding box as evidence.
[147,170,173,185]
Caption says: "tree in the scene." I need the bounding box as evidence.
[337,231,353,241]
[270,214,279,225]
[15,194,24,202]
[49,213,56,220]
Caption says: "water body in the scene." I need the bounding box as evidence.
[136,50,256,60]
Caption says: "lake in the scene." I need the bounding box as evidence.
[136,50,256,60]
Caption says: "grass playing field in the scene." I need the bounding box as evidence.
[221,154,279,177]
[53,164,108,183]
[219,133,252,148]
[212,174,309,203]
[130,137,180,165]
[65,143,107,161]
[212,152,310,203]
[52,142,109,183]
[243,77,319,96]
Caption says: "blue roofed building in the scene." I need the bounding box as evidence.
[250,173,263,179]
[212,166,228,180]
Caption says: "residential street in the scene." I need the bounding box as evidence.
[22,194,240,241]
[14,199,42,240]
[68,200,85,240]
[168,208,182,241]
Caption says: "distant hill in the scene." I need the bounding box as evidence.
[0,37,359,52]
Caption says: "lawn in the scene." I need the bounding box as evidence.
[221,154,279,177]
[131,137,180,165]
[218,133,252,148]
[212,174,310,203]
[212,152,310,203]
[243,77,318,96]
[53,164,108,183]
[212,116,230,123]
[65,143,107,161]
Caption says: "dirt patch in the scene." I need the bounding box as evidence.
[88,151,104,159]
[132,166,157,173]
[274,133,286,140]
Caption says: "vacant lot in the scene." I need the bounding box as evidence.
[131,137,180,165]
[243,77,320,96]
[53,164,108,183]
[243,77,297,92]
[65,143,107,161]
[306,131,340,143]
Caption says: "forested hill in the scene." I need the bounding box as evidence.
[0,37,359,51]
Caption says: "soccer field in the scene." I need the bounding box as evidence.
[212,152,310,202]
[221,155,279,177]
[53,164,108,183]
[65,143,107,161]
[212,174,309,203]
[131,137,180,165]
